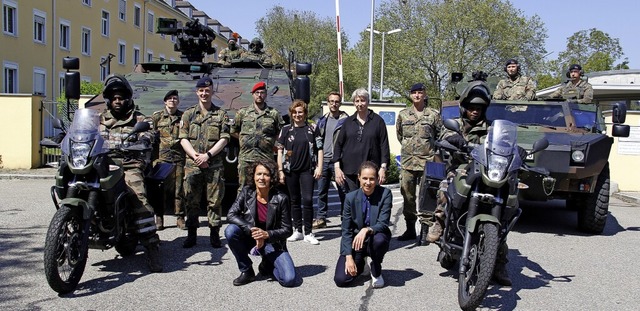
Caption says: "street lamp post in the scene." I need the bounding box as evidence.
[367,0,375,98]
[367,28,402,100]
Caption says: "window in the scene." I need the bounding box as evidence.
[33,10,46,43]
[3,0,17,36]
[82,0,91,6]
[100,57,107,81]
[159,54,165,61]
[133,46,140,65]
[59,20,70,50]
[147,50,153,62]
[118,0,126,21]
[59,72,65,95]
[146,11,153,33]
[33,67,46,96]
[81,27,91,55]
[101,10,109,37]
[133,4,140,27]
[118,41,126,64]
[3,61,18,93]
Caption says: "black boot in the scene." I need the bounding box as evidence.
[233,269,256,286]
[210,226,222,248]
[183,226,197,248]
[417,223,430,246]
[145,243,163,273]
[492,242,512,286]
[397,220,417,241]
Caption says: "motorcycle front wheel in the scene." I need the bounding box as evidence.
[43,205,88,294]
[458,222,499,311]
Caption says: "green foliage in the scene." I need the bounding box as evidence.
[385,153,400,184]
[56,81,103,104]
[557,28,623,72]
[536,74,562,90]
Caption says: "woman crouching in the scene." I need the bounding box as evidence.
[225,159,297,287]
[334,161,392,288]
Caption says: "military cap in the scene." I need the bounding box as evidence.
[252,81,267,93]
[569,64,582,71]
[163,89,179,101]
[195,76,213,88]
[410,83,425,92]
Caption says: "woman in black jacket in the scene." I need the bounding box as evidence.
[225,159,297,287]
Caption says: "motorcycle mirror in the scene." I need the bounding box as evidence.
[132,121,151,133]
[443,118,462,135]
[530,138,549,155]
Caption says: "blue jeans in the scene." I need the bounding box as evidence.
[225,224,297,287]
[316,160,346,220]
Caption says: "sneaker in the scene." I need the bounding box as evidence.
[312,218,327,229]
[287,231,304,242]
[426,220,443,243]
[371,272,384,288]
[176,216,186,230]
[304,233,320,245]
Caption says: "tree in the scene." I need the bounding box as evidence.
[353,0,548,104]
[256,6,349,117]
[557,28,624,73]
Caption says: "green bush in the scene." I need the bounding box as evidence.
[385,153,400,184]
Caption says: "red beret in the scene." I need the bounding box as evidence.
[252,81,266,93]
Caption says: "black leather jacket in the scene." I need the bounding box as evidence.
[227,186,292,251]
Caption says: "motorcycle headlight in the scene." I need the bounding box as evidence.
[487,153,509,182]
[571,150,585,163]
[71,142,92,168]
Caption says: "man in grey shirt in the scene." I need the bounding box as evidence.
[313,92,349,228]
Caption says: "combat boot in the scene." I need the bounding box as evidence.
[155,215,164,231]
[397,220,417,241]
[145,243,163,273]
[492,242,512,286]
[176,216,186,230]
[210,225,222,248]
[426,219,443,243]
[183,226,197,248]
[417,223,430,246]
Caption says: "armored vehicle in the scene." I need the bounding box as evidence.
[441,76,630,234]
[83,18,311,206]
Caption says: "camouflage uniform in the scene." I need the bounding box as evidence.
[179,104,230,228]
[231,105,285,189]
[218,48,242,65]
[493,75,536,101]
[549,79,593,104]
[151,108,185,217]
[240,51,273,66]
[396,106,442,224]
[99,109,159,247]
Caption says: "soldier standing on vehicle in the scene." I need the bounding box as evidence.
[395,83,442,242]
[218,37,242,66]
[151,90,186,230]
[231,81,285,191]
[313,92,349,229]
[549,64,593,104]
[179,77,230,248]
[99,74,163,272]
[493,59,536,101]
[425,81,512,286]
[241,38,273,66]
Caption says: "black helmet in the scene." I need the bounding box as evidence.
[102,74,134,111]
[459,81,491,118]
[249,37,263,52]
[566,64,583,78]
[504,58,521,75]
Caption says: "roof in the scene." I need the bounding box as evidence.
[537,69,640,98]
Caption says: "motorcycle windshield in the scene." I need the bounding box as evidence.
[60,108,106,156]
[472,120,521,171]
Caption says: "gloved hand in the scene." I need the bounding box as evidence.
[445,134,467,149]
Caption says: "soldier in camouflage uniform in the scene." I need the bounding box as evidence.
[98,74,163,272]
[395,83,442,242]
[218,38,242,66]
[179,76,230,248]
[493,59,536,101]
[240,38,273,66]
[549,64,593,104]
[151,89,186,230]
[425,81,512,286]
[231,81,285,191]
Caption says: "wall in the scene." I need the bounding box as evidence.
[0,95,43,169]
[605,111,640,191]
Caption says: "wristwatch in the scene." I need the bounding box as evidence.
[206,151,213,158]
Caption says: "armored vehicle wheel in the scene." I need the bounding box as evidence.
[115,235,138,257]
[458,222,499,311]
[43,206,88,294]
[577,164,610,234]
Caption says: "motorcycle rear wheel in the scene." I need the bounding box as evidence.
[458,222,499,311]
[43,206,88,294]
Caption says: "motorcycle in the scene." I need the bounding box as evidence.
[43,108,152,294]
[426,119,549,310]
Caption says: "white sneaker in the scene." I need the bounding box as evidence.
[287,231,304,242]
[371,272,384,288]
[304,233,320,245]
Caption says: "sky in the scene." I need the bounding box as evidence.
[188,0,639,67]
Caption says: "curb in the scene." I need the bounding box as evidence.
[612,193,640,205]
[0,174,55,180]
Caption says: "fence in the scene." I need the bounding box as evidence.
[40,100,77,167]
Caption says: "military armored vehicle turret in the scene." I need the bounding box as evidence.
[83,17,312,205]
[440,73,630,234]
